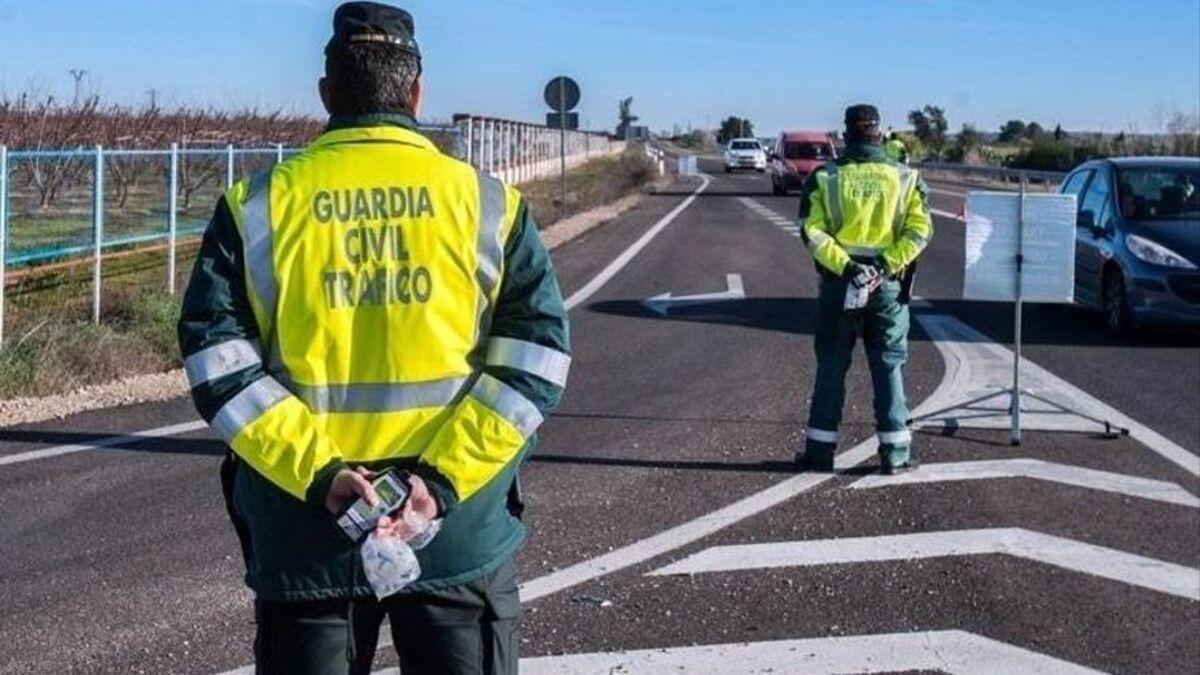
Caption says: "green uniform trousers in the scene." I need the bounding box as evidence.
[252,558,520,675]
[804,275,913,465]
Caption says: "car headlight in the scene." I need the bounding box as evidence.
[1125,234,1198,269]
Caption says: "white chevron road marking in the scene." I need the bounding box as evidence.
[850,458,1200,508]
[912,314,1200,477]
[516,630,1106,675]
[650,528,1200,600]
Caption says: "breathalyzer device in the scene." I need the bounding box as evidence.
[336,469,412,541]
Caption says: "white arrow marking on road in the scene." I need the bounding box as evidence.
[516,630,1106,675]
[850,458,1200,508]
[641,273,746,316]
[650,528,1200,600]
[912,313,1200,477]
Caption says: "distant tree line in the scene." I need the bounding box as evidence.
[899,104,1199,171]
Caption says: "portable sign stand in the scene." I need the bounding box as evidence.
[909,177,1129,446]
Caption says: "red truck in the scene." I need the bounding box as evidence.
[768,131,837,195]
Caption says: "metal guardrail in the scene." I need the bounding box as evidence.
[918,161,1067,187]
[0,117,624,347]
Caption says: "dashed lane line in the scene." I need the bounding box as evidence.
[650,527,1200,601]
[517,631,1107,675]
[850,458,1199,508]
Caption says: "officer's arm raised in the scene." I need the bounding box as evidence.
[414,196,570,513]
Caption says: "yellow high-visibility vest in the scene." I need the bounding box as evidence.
[190,125,568,501]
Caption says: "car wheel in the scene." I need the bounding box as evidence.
[1103,268,1133,338]
[724,167,732,173]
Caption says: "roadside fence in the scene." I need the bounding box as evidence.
[0,116,624,346]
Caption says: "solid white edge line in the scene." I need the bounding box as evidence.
[4,174,713,470]
[0,420,209,467]
[564,174,712,311]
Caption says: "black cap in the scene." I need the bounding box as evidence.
[325,2,421,61]
[844,104,881,127]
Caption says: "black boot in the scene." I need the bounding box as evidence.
[796,447,835,473]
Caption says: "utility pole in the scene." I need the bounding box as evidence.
[69,69,87,105]
[147,89,158,110]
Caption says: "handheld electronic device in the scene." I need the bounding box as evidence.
[336,469,412,541]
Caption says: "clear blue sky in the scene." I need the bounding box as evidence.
[2,0,1197,135]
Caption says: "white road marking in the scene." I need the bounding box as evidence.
[642,273,746,315]
[564,174,712,311]
[650,527,1200,600]
[0,420,208,467]
[518,440,878,603]
[518,630,1106,675]
[931,207,965,221]
[850,458,1199,508]
[913,313,1200,477]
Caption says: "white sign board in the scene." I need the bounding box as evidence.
[963,192,1077,303]
[677,155,698,176]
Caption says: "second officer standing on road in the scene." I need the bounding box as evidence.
[797,105,933,474]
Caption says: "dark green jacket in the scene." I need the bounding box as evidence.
[179,113,570,601]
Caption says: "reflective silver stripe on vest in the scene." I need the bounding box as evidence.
[486,337,570,388]
[241,170,278,319]
[185,338,262,388]
[806,426,839,443]
[892,168,916,235]
[469,373,544,439]
[211,376,292,442]
[476,172,506,303]
[822,163,843,232]
[878,429,912,445]
[805,229,834,256]
[844,244,886,257]
[292,377,470,414]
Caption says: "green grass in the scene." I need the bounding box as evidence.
[0,289,182,399]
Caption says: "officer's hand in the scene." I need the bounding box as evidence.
[324,467,379,515]
[846,262,881,287]
[375,476,439,541]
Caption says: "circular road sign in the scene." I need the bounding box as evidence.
[544,76,580,111]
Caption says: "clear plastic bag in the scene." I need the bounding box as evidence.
[359,517,443,598]
[360,533,420,599]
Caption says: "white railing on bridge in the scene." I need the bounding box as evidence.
[455,114,625,185]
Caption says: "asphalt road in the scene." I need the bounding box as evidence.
[0,158,1197,674]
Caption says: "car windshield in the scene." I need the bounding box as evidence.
[784,142,831,160]
[1116,166,1200,220]
[730,141,760,150]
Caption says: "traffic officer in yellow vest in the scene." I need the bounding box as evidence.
[178,3,570,673]
[797,105,932,474]
[884,131,909,164]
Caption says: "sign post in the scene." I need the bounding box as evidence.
[544,76,580,221]
[909,183,1127,444]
